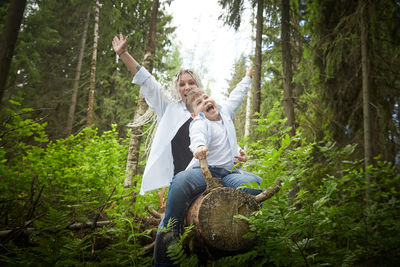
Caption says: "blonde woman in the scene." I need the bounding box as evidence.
[112,34,256,266]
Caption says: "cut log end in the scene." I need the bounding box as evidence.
[187,187,259,251]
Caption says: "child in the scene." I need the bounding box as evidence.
[185,88,260,185]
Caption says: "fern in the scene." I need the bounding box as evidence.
[167,224,199,267]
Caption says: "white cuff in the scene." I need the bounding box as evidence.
[132,66,151,85]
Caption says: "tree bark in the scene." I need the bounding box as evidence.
[292,0,304,103]
[281,0,296,137]
[251,0,263,120]
[66,6,91,137]
[244,91,251,149]
[281,0,299,205]
[185,159,280,256]
[360,1,372,199]
[124,0,159,187]
[244,8,255,149]
[86,0,100,127]
[0,0,27,106]
[186,187,258,253]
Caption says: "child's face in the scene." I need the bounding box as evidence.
[192,93,220,121]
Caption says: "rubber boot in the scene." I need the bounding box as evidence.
[153,231,180,267]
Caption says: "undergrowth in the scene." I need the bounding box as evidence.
[1,101,399,266]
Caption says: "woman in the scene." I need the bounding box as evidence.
[112,34,261,266]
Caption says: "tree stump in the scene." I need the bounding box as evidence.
[185,159,281,258]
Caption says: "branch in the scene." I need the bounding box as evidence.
[92,186,116,230]
[254,179,282,203]
[139,240,155,255]
[0,220,113,238]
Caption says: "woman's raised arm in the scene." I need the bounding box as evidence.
[112,34,141,76]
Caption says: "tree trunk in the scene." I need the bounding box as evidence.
[186,159,281,258]
[124,0,159,187]
[281,0,296,137]
[244,91,251,149]
[281,0,299,204]
[292,0,304,103]
[251,0,263,120]
[244,8,255,149]
[0,0,27,106]
[86,0,100,127]
[187,187,259,254]
[360,1,372,199]
[66,6,91,137]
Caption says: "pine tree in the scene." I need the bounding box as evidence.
[0,0,26,106]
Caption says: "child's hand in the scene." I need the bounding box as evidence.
[246,66,253,78]
[193,146,209,159]
[234,149,247,169]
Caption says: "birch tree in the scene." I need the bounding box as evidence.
[66,6,91,137]
[124,0,159,187]
[87,0,100,127]
[244,9,255,148]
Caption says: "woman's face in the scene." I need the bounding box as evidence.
[178,72,198,102]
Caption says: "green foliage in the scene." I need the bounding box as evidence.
[167,224,199,267]
[2,0,177,140]
[218,106,400,266]
[0,102,157,266]
[1,97,400,266]
[1,0,400,265]
[1,104,128,223]
[218,0,245,30]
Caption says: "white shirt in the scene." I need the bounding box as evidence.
[134,67,252,194]
[187,77,252,171]
[207,120,232,168]
[133,67,190,195]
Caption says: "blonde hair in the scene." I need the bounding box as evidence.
[129,68,204,158]
[162,69,204,103]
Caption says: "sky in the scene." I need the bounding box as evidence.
[166,0,253,102]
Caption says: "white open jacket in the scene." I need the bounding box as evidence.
[133,67,251,195]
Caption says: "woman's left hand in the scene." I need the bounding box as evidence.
[112,34,128,56]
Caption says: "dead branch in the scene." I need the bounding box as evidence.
[145,205,164,219]
[92,186,116,230]
[0,220,113,238]
[157,187,166,212]
[254,179,282,203]
[139,240,155,255]
[27,183,44,221]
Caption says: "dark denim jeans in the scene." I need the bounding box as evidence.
[153,167,262,266]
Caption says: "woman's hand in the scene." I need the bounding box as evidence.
[112,34,128,56]
[194,146,209,159]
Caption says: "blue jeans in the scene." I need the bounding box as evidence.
[153,167,262,266]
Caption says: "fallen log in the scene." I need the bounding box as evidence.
[0,220,113,238]
[185,159,281,257]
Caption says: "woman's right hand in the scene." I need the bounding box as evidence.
[112,34,128,56]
